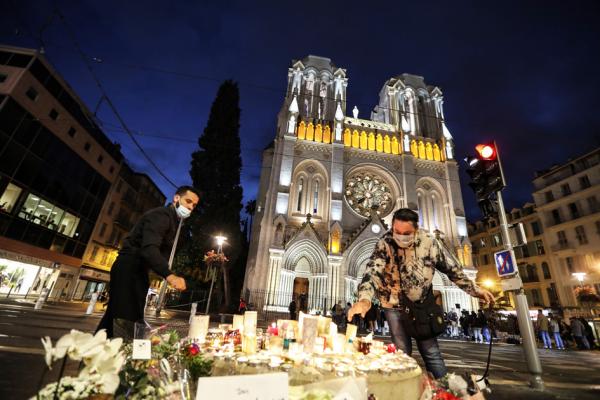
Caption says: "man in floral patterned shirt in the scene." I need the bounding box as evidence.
[348,208,494,378]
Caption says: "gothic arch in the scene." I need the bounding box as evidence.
[283,239,328,275]
[344,237,379,279]
[415,177,449,235]
[290,159,329,217]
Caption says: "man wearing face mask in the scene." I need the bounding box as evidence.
[348,208,494,378]
[97,186,200,339]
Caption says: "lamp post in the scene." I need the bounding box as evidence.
[205,235,227,314]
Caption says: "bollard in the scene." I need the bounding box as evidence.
[86,292,99,315]
[34,288,49,310]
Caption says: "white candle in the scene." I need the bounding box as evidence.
[302,315,318,353]
[345,323,357,342]
[332,333,345,354]
[189,315,210,342]
[244,311,258,336]
[232,314,244,332]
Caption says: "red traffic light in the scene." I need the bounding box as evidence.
[475,144,496,160]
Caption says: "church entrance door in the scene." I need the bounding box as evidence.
[293,277,309,312]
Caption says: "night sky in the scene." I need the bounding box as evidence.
[2,0,600,221]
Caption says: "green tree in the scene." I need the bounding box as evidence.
[177,80,245,311]
[244,200,256,240]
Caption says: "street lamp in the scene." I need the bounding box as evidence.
[205,235,227,314]
[572,272,587,288]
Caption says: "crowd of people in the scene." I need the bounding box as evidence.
[534,310,596,350]
[441,307,597,351]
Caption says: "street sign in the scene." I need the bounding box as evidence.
[494,249,517,277]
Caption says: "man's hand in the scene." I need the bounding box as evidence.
[476,288,495,305]
[166,274,186,291]
[347,299,371,322]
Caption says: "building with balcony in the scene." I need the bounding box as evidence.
[532,147,600,312]
[468,203,560,310]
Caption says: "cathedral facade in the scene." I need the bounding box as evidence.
[244,55,478,314]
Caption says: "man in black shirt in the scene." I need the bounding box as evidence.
[97,186,199,338]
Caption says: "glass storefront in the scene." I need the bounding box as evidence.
[0,256,56,297]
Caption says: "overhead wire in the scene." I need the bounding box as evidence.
[52,6,179,189]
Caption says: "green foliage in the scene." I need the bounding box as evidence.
[176,80,247,305]
[183,352,213,381]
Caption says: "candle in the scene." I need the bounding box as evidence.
[297,312,305,340]
[332,333,345,354]
[345,323,357,342]
[328,322,338,349]
[267,322,279,336]
[189,315,210,342]
[302,315,318,353]
[244,311,258,336]
[233,314,244,333]
[317,316,332,336]
[242,334,257,354]
[269,335,283,354]
[314,337,325,354]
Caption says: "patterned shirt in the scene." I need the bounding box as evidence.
[357,230,480,307]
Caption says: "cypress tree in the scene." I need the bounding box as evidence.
[178,80,244,310]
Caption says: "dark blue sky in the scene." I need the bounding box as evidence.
[2,0,600,221]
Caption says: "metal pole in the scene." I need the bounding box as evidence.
[155,218,184,317]
[497,191,544,389]
[205,265,217,314]
[204,242,222,315]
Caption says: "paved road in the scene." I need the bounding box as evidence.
[0,299,598,399]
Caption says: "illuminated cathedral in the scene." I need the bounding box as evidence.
[243,55,478,313]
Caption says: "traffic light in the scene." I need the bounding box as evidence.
[465,141,506,201]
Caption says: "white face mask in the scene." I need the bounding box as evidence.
[175,202,192,219]
[393,233,414,248]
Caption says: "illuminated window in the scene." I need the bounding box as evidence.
[0,183,23,213]
[313,180,319,214]
[296,178,304,212]
[17,192,79,237]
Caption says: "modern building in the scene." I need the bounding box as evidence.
[468,203,560,310]
[72,163,166,300]
[244,55,479,314]
[532,147,600,315]
[0,45,122,299]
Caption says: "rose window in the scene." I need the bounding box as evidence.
[345,172,393,217]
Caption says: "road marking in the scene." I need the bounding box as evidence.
[488,378,600,391]
[0,345,44,355]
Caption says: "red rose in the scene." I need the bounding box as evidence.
[386,343,396,353]
[188,344,200,356]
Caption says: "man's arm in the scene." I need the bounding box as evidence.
[356,239,389,303]
[348,239,389,320]
[139,211,174,278]
[433,239,494,303]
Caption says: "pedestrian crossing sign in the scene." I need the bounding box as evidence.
[494,249,517,277]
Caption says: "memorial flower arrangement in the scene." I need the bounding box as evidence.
[203,249,228,265]
[420,373,485,400]
[35,329,124,399]
[574,285,600,303]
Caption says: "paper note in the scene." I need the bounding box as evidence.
[196,373,288,400]
[132,339,151,360]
